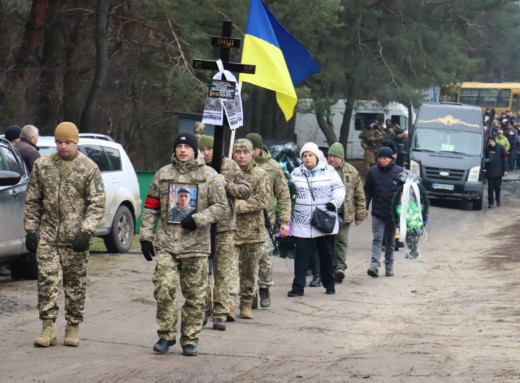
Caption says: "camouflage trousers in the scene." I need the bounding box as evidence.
[333,221,352,271]
[37,244,88,325]
[364,149,378,173]
[229,243,240,303]
[257,227,274,288]
[153,251,208,346]
[235,242,262,301]
[203,230,236,320]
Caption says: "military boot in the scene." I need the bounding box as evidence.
[251,291,258,310]
[239,299,253,319]
[227,300,235,322]
[259,287,271,308]
[34,319,57,347]
[64,323,80,347]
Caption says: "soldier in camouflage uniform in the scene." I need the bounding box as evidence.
[140,132,228,357]
[24,122,105,348]
[198,135,252,330]
[359,121,385,175]
[327,142,366,283]
[245,133,291,309]
[232,139,268,320]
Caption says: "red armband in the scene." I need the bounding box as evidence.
[144,195,161,210]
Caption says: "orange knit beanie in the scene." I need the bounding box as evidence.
[54,122,79,144]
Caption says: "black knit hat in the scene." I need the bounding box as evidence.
[378,146,394,159]
[174,132,198,155]
[5,125,21,142]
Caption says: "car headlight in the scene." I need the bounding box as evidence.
[410,160,420,177]
[467,166,480,182]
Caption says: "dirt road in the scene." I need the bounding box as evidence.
[1,180,519,383]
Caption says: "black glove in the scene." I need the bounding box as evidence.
[180,214,197,231]
[72,231,91,252]
[325,202,336,212]
[25,232,39,253]
[140,240,155,261]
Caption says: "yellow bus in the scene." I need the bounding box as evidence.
[457,82,520,116]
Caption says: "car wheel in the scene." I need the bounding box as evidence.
[103,205,135,253]
[10,252,38,280]
[472,192,483,211]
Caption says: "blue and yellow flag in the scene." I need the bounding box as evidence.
[240,0,321,121]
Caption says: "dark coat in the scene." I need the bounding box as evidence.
[364,161,404,218]
[485,143,508,178]
[14,138,40,172]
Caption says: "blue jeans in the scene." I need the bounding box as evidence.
[371,216,396,270]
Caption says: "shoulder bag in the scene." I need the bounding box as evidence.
[303,172,336,234]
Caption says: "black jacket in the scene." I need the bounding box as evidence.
[364,161,404,218]
[485,143,508,178]
[14,138,40,173]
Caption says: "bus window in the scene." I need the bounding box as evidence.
[512,94,520,112]
[460,89,479,106]
[480,89,499,107]
[497,89,511,108]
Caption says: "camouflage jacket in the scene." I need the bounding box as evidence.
[140,154,228,257]
[359,126,385,149]
[234,162,268,245]
[216,156,252,233]
[254,148,291,227]
[24,151,106,246]
[336,161,366,223]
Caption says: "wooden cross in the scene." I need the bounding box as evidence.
[193,20,255,172]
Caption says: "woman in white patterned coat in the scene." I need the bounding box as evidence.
[287,142,345,297]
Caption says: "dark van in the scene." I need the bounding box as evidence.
[409,103,485,210]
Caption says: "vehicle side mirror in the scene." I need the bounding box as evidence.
[0,170,22,186]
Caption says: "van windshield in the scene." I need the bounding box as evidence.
[412,128,482,156]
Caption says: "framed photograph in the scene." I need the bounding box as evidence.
[167,183,198,224]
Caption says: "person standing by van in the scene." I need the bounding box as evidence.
[359,122,385,174]
[485,138,508,208]
[364,146,403,277]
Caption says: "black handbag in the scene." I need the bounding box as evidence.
[311,207,335,233]
[304,173,336,234]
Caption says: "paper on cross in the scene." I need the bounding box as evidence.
[202,60,243,130]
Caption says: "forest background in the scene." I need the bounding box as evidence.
[2,0,520,171]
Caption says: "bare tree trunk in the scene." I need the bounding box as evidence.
[316,109,337,146]
[339,98,354,152]
[14,0,49,83]
[62,4,90,125]
[38,0,60,133]
[80,0,109,132]
[0,1,10,82]
[0,0,49,119]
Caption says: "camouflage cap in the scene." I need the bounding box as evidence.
[176,185,191,194]
[233,138,253,154]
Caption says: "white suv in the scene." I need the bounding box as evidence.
[38,134,141,253]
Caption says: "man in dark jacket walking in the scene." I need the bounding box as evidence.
[485,138,508,208]
[15,125,40,172]
[364,146,403,277]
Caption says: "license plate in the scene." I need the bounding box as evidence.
[432,183,454,191]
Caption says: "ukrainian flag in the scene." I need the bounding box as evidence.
[240,0,321,121]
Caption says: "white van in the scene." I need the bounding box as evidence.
[294,99,411,159]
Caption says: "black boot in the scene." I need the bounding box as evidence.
[259,287,271,308]
[153,339,176,354]
[309,274,321,287]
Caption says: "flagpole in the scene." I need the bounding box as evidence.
[228,129,236,158]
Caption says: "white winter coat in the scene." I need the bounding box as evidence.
[290,159,346,238]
